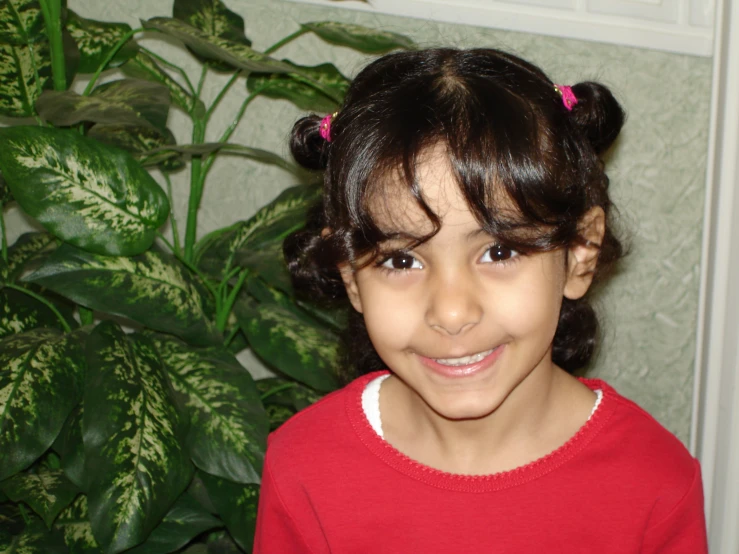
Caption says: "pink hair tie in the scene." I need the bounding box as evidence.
[554,84,578,111]
[320,112,336,142]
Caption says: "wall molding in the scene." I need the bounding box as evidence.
[285,0,714,56]
[693,0,739,551]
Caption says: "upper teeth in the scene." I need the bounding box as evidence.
[434,349,494,366]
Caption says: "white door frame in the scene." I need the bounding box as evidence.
[694,0,739,551]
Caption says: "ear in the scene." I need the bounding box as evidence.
[563,207,606,300]
[339,263,364,313]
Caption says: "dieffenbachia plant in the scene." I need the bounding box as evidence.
[0,0,414,552]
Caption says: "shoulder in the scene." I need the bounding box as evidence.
[584,379,701,515]
[264,372,381,466]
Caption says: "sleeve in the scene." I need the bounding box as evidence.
[253,459,325,554]
[640,459,708,554]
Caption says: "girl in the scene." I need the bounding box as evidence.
[254,48,707,552]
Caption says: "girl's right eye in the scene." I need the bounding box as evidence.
[379,253,423,271]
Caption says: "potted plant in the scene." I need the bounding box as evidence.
[0,0,413,552]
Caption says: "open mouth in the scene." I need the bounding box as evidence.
[433,349,495,367]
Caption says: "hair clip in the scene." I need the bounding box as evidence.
[320,112,337,142]
[554,85,578,111]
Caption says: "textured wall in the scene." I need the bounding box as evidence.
[11,0,710,444]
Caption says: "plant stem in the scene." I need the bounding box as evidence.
[163,173,182,256]
[264,28,309,55]
[140,47,196,94]
[78,307,94,325]
[196,65,208,100]
[5,284,72,332]
[39,0,66,91]
[0,204,7,264]
[183,118,206,263]
[156,231,176,254]
[205,71,242,122]
[216,270,248,332]
[260,382,297,401]
[83,27,144,96]
[224,324,240,347]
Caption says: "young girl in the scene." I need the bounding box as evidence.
[254,48,707,552]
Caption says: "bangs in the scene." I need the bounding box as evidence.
[324,48,588,263]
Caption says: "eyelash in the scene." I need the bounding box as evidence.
[375,244,520,274]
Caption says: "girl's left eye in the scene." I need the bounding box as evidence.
[480,244,518,264]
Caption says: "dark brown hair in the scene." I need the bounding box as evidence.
[284,47,625,376]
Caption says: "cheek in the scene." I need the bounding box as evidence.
[358,279,421,353]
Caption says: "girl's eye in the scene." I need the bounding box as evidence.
[481,244,518,264]
[380,253,423,270]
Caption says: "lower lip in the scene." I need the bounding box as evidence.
[417,346,504,378]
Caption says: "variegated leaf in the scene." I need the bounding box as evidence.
[0,328,87,482]
[36,79,170,131]
[0,501,24,536]
[199,473,258,553]
[235,283,340,392]
[0,126,169,256]
[302,21,415,53]
[55,495,102,554]
[122,51,203,116]
[142,17,293,74]
[0,467,79,528]
[83,322,193,554]
[52,407,85,489]
[0,171,12,205]
[256,377,322,411]
[264,404,294,431]
[0,288,72,339]
[125,492,222,554]
[195,184,320,281]
[0,232,58,285]
[0,0,44,45]
[0,515,67,554]
[87,124,182,172]
[247,60,349,112]
[148,333,268,484]
[0,39,52,117]
[25,245,220,346]
[173,0,250,72]
[65,10,138,74]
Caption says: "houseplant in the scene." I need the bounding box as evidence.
[0,0,414,552]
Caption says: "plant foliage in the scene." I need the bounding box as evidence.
[0,0,414,552]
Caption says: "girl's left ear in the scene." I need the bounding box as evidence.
[563,207,606,300]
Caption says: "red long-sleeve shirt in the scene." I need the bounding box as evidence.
[255,372,707,553]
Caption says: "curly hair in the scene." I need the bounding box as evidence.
[284,47,625,377]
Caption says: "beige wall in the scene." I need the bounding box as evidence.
[11,0,709,444]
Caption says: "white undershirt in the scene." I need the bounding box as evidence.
[361,373,603,439]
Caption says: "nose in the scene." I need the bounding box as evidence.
[425,271,483,336]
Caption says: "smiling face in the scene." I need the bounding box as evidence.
[340,147,602,422]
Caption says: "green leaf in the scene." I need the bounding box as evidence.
[256,377,322,411]
[0,39,52,117]
[247,60,349,112]
[65,10,138,74]
[0,126,170,256]
[173,0,251,72]
[142,17,293,74]
[195,184,320,282]
[124,492,222,554]
[83,322,193,554]
[36,79,170,131]
[0,233,58,285]
[55,495,102,554]
[52,407,86,490]
[302,21,415,53]
[0,467,79,528]
[0,328,87,482]
[0,0,44,45]
[199,473,258,553]
[147,333,268,484]
[235,283,340,392]
[0,171,12,205]
[87,124,183,173]
[122,51,203,116]
[0,515,67,554]
[0,288,72,339]
[25,245,220,347]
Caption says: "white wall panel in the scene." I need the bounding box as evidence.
[285,0,715,55]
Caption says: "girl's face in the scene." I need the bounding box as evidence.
[340,147,602,421]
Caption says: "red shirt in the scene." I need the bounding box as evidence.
[254,372,707,553]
